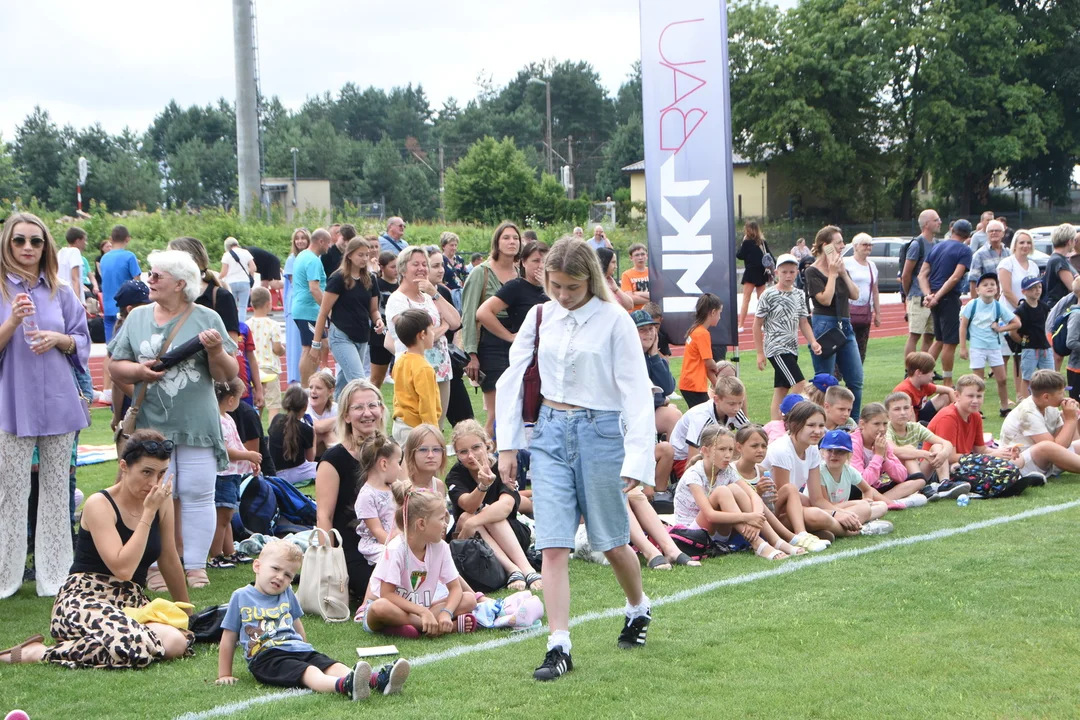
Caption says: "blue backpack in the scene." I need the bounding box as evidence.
[1051,303,1080,357]
[235,474,279,537]
[264,475,318,528]
[962,299,1005,341]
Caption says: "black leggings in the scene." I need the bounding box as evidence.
[683,390,711,409]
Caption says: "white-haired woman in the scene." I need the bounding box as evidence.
[219,237,256,323]
[497,237,655,681]
[843,233,880,362]
[0,213,90,599]
[108,249,238,590]
[384,246,458,427]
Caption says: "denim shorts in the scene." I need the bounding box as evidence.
[1020,348,1053,381]
[529,405,630,553]
[215,473,242,509]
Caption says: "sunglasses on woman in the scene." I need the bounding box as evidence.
[12,236,44,248]
[123,439,176,460]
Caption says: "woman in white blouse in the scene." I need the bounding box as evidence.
[496,238,655,682]
[219,237,256,323]
[996,230,1040,313]
[843,233,880,362]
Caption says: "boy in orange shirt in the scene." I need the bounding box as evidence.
[678,293,723,408]
[620,244,651,312]
[894,351,956,424]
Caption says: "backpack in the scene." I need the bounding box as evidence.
[898,236,925,300]
[264,475,318,528]
[962,299,1005,342]
[953,453,1029,499]
[236,474,279,536]
[450,538,509,593]
[666,525,732,561]
[1050,304,1079,357]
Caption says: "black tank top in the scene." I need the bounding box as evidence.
[71,489,161,587]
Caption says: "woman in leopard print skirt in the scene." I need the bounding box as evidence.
[0,431,194,669]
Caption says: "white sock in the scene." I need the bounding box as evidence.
[547,631,571,653]
[625,593,652,619]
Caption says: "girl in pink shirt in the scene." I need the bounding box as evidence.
[849,403,928,508]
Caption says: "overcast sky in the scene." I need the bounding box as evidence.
[3,0,798,141]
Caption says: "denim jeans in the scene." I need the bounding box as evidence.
[229,281,251,324]
[328,325,370,400]
[810,314,864,416]
[529,405,630,552]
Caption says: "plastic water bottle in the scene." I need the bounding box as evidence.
[956,493,970,507]
[760,470,777,513]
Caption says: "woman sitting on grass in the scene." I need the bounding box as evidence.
[673,425,803,560]
[1,431,193,669]
[446,420,542,590]
[306,370,338,458]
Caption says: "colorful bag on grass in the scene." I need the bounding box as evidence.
[666,525,731,561]
[953,453,1028,499]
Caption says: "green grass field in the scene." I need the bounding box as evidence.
[5,336,1080,720]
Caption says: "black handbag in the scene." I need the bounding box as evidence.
[816,326,848,359]
[189,604,228,643]
[449,537,508,593]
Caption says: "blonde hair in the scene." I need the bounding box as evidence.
[544,237,609,302]
[168,236,223,289]
[336,379,387,450]
[259,539,304,565]
[390,479,444,533]
[956,374,986,393]
[690,424,735,483]
[0,213,60,301]
[396,246,429,279]
[712,375,745,398]
[404,424,447,478]
[451,419,490,454]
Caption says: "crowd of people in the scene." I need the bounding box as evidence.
[2,209,1079,695]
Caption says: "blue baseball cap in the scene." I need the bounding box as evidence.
[114,279,150,309]
[820,429,853,452]
[779,394,806,416]
[811,373,839,393]
[630,309,659,328]
[1021,276,1042,291]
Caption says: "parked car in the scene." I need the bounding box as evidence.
[840,237,903,294]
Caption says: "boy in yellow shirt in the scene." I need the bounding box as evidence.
[391,309,441,443]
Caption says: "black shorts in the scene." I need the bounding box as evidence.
[682,390,710,408]
[293,318,316,348]
[918,401,938,424]
[931,294,961,345]
[249,648,342,688]
[768,353,805,389]
[370,335,393,365]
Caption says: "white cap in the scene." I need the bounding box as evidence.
[776,253,798,267]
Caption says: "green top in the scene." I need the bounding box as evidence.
[459,261,509,354]
[819,463,863,503]
[108,304,238,470]
[886,421,932,448]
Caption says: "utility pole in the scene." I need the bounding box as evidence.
[544,82,553,175]
[567,135,575,200]
[438,144,446,220]
[232,0,262,218]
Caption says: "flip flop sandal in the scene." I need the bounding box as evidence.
[647,555,673,570]
[456,613,477,633]
[525,572,544,590]
[506,571,527,590]
[672,552,702,566]
[0,634,44,663]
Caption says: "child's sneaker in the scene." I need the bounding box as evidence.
[226,552,253,564]
[886,501,906,512]
[373,658,410,695]
[533,646,573,681]
[345,660,371,701]
[932,480,971,501]
[901,494,929,508]
[617,611,651,650]
[207,555,236,569]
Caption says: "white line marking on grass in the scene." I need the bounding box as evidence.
[177,498,1080,719]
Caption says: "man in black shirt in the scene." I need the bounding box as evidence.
[321,223,352,277]
[1044,223,1078,306]
[246,246,282,285]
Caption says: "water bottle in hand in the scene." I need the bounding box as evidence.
[19,295,38,346]
[759,470,777,514]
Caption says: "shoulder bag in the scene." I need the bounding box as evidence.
[522,304,544,422]
[849,261,875,327]
[114,303,194,448]
[296,527,351,622]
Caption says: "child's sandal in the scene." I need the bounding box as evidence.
[456,613,477,633]
[524,572,543,590]
[754,542,788,560]
[506,570,527,590]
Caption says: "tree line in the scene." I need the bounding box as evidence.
[0,0,1074,224]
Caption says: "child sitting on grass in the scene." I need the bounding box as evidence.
[670,375,751,479]
[217,539,411,700]
[883,392,955,497]
[391,309,441,443]
[209,379,262,572]
[999,369,1080,483]
[848,403,927,508]
[732,426,806,554]
[809,431,893,537]
[894,351,956,424]
[823,385,856,431]
[674,426,804,560]
[360,480,478,638]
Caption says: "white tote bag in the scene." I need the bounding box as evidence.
[296,527,350,623]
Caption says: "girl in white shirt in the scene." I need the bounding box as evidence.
[760,402,834,552]
[674,426,802,559]
[496,238,655,682]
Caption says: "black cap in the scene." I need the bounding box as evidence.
[952,219,973,239]
[114,279,150,308]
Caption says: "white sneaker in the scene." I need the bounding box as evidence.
[101,389,113,404]
[859,519,894,536]
[901,494,929,509]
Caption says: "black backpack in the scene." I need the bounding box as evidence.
[898,236,925,300]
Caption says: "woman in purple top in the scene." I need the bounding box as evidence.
[0,213,91,599]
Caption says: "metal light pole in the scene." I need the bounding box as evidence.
[528,77,553,175]
[290,147,298,207]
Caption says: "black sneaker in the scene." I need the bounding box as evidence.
[345,660,371,701]
[1025,471,1048,487]
[933,480,972,501]
[373,658,410,695]
[226,552,253,564]
[921,482,939,499]
[207,555,236,569]
[534,647,573,681]
[933,372,944,381]
[617,612,651,650]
